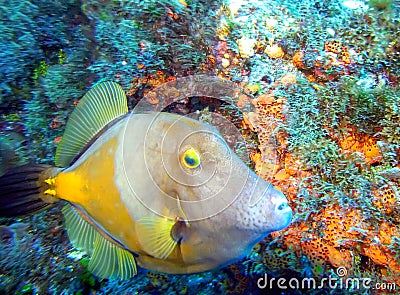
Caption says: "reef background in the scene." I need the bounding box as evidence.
[0,0,399,294]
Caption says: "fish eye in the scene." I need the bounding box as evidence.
[181,147,201,169]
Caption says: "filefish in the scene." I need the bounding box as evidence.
[0,82,292,279]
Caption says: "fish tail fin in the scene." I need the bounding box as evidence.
[0,164,60,217]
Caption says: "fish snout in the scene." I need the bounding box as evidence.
[275,197,290,212]
[270,190,292,230]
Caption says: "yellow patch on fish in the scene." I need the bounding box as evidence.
[53,137,141,251]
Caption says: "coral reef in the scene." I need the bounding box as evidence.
[0,0,91,162]
[81,0,219,90]
[0,0,399,294]
[0,206,86,294]
[215,0,400,293]
[0,1,42,99]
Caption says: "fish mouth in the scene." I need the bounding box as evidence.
[276,199,292,213]
[278,204,293,229]
[270,190,293,231]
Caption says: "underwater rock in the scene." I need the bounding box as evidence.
[237,37,256,58]
[264,44,285,59]
[0,132,27,176]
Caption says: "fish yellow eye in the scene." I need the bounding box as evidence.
[182,148,201,169]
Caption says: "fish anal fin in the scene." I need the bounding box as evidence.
[62,204,98,254]
[62,204,137,279]
[89,234,137,280]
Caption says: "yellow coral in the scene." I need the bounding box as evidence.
[301,236,350,276]
[361,244,388,266]
[373,183,397,214]
[324,40,342,54]
[340,133,382,164]
[264,44,285,59]
[338,51,351,64]
[279,73,297,86]
[379,222,400,245]
[292,51,306,69]
[284,154,301,176]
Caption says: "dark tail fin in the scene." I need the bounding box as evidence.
[0,164,58,217]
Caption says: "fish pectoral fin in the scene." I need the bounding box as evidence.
[136,216,178,260]
[62,204,137,279]
[89,233,137,280]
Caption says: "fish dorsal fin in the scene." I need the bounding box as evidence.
[55,81,128,167]
[62,204,137,279]
[136,216,178,259]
